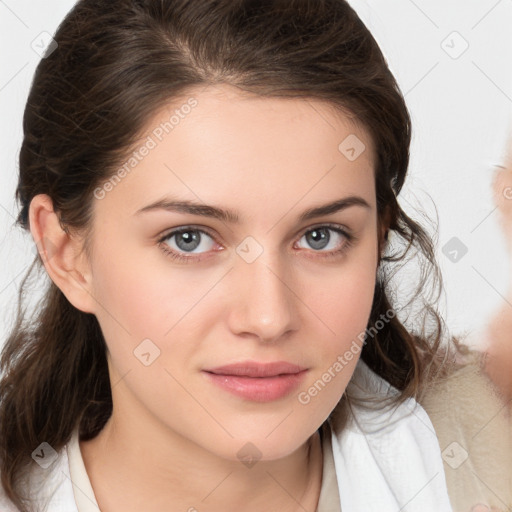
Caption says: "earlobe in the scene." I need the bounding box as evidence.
[28,194,96,314]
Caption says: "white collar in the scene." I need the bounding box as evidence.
[329,359,453,511]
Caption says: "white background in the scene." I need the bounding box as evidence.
[1,0,511,349]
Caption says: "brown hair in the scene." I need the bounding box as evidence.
[0,0,454,509]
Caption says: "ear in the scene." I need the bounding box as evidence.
[28,194,96,314]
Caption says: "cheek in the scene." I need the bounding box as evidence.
[295,297,375,428]
[298,239,378,399]
[310,241,378,345]
[90,243,222,368]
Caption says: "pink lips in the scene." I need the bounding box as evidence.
[202,361,308,402]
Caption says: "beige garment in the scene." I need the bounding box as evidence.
[316,421,342,511]
[67,429,99,511]
[420,355,512,512]
[67,422,342,512]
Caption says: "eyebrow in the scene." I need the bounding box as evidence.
[134,195,371,223]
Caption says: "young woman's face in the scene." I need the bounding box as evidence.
[87,84,380,461]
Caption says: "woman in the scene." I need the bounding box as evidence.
[0,0,456,510]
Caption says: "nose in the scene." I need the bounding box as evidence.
[227,250,299,343]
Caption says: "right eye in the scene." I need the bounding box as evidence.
[157,226,220,263]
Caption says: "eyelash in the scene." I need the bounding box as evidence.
[157,223,356,264]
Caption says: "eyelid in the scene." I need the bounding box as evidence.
[295,221,353,237]
[156,224,219,245]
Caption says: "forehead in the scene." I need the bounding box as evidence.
[94,84,376,220]
[145,83,375,158]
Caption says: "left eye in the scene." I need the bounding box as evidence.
[296,226,348,252]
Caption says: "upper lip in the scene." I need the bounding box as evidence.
[204,361,307,378]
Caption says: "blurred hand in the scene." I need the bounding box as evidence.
[482,151,512,405]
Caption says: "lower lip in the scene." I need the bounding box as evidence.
[202,370,308,402]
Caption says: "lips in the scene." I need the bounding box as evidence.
[204,361,307,378]
[202,361,309,402]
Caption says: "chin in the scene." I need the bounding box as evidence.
[215,425,317,464]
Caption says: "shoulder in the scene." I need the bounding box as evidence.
[420,346,508,425]
[419,347,512,511]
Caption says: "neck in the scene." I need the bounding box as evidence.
[80,413,324,512]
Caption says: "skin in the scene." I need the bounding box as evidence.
[29,83,386,511]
